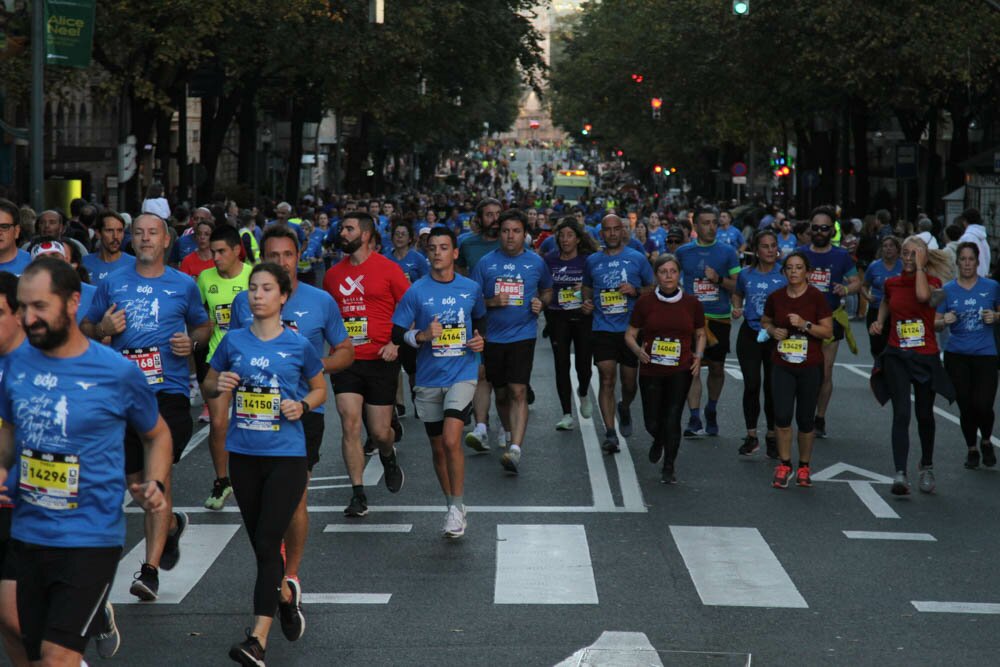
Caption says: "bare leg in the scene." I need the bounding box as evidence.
[816,341,838,418]
[596,360,618,432]
[336,393,365,485]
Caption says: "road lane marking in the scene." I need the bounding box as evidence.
[311,475,349,481]
[570,354,615,511]
[811,462,894,484]
[554,631,752,667]
[308,484,353,490]
[324,523,412,533]
[110,524,240,604]
[846,481,900,519]
[812,462,898,519]
[127,505,617,514]
[911,601,1000,614]
[585,368,646,512]
[843,530,935,541]
[494,524,599,604]
[302,593,391,604]
[670,525,808,608]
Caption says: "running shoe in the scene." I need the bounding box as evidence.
[918,466,935,494]
[683,416,704,438]
[204,477,233,510]
[579,394,593,420]
[765,433,778,459]
[648,440,664,464]
[501,447,521,474]
[527,384,536,405]
[814,416,827,438]
[738,436,759,456]
[363,438,376,456]
[391,411,403,443]
[344,493,368,517]
[982,440,997,467]
[159,510,188,571]
[278,577,305,641]
[704,409,719,436]
[198,404,210,423]
[891,471,910,496]
[95,601,121,659]
[189,378,202,404]
[617,401,633,437]
[660,466,677,484]
[464,428,489,452]
[381,449,405,493]
[229,629,266,666]
[130,563,159,601]
[602,435,620,454]
[796,465,812,487]
[965,449,981,469]
[443,505,467,539]
[772,464,793,489]
[395,403,406,418]
[555,414,574,431]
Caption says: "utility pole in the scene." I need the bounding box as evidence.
[30,0,44,210]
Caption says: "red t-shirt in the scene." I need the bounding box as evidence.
[763,285,832,368]
[884,272,941,355]
[180,251,216,280]
[323,251,410,360]
[629,291,705,376]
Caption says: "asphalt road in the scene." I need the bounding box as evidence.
[70,319,1000,667]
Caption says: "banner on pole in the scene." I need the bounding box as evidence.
[44,0,95,68]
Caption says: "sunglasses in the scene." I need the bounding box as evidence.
[811,225,832,233]
[0,223,16,232]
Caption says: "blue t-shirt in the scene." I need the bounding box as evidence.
[863,259,902,309]
[0,249,30,276]
[170,232,198,265]
[938,278,1000,356]
[736,265,788,331]
[648,227,667,254]
[583,247,654,332]
[545,251,588,312]
[388,249,430,284]
[717,226,746,252]
[230,283,347,415]
[798,245,858,311]
[0,341,158,548]
[675,241,742,318]
[471,249,552,343]
[539,234,557,256]
[209,327,324,457]
[82,253,136,287]
[86,266,209,397]
[304,229,326,262]
[777,233,797,258]
[391,274,486,387]
[77,283,96,325]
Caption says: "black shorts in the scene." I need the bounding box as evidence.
[831,318,845,342]
[704,319,732,363]
[14,540,121,661]
[399,343,417,377]
[124,392,192,476]
[0,508,12,581]
[194,343,210,383]
[590,330,638,368]
[302,411,325,472]
[330,359,400,405]
[484,339,536,387]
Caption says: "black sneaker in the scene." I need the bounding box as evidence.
[395,403,406,418]
[527,384,536,405]
[363,438,376,456]
[661,466,677,484]
[95,601,121,658]
[160,510,188,571]
[765,434,778,459]
[391,411,403,443]
[617,401,632,437]
[129,563,159,601]
[966,449,981,469]
[381,449,405,493]
[982,440,997,467]
[278,577,305,641]
[344,494,368,517]
[814,416,827,438]
[229,629,266,666]
[648,441,664,463]
[602,435,620,454]
[738,436,759,456]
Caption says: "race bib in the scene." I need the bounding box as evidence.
[897,319,925,349]
[808,268,832,292]
[345,316,369,345]
[599,289,627,315]
[432,325,467,357]
[20,449,80,510]
[693,278,719,302]
[122,346,164,385]
[495,277,525,306]
[777,336,808,364]
[558,287,582,309]
[298,258,311,273]
[235,385,281,431]
[650,337,681,366]
[214,303,231,329]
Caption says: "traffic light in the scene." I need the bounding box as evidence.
[650,97,662,120]
[582,123,592,136]
[615,149,624,157]
[631,73,644,83]
[653,164,663,174]
[732,1,749,15]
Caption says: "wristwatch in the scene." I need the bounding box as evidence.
[805,321,813,331]
[300,400,311,415]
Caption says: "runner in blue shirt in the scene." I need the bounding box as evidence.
[27,239,99,324]
[675,206,742,437]
[582,214,655,452]
[82,211,136,286]
[386,220,430,284]
[392,227,486,538]
[204,262,326,663]
[0,258,170,665]
[798,206,861,438]
[862,235,902,357]
[732,229,787,458]
[937,242,1000,469]
[717,210,747,255]
[470,209,552,474]
[0,199,29,277]
[776,218,798,258]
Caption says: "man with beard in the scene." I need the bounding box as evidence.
[798,206,860,438]
[323,212,409,517]
[0,199,30,276]
[83,214,211,600]
[0,257,170,665]
[82,211,136,286]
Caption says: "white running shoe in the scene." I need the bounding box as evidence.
[555,414,574,431]
[443,505,467,538]
[579,395,593,420]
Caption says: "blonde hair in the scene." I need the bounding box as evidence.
[903,235,953,281]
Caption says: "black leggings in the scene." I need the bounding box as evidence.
[229,453,308,617]
[882,353,936,471]
[944,351,998,448]
[867,305,888,358]
[735,322,775,432]
[546,309,593,414]
[771,364,822,432]
[639,372,693,469]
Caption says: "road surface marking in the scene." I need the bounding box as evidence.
[570,354,615,511]
[670,525,808,608]
[911,601,1000,614]
[843,530,935,541]
[811,462,894,484]
[494,524,598,604]
[302,593,391,604]
[586,371,646,512]
[363,454,384,487]
[812,462,898,519]
[846,480,900,519]
[324,523,413,533]
[128,504,623,515]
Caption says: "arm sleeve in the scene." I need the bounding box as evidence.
[391,324,409,347]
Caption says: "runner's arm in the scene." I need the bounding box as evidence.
[136,416,172,512]
[323,338,354,374]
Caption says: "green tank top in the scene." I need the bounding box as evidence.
[197,263,253,359]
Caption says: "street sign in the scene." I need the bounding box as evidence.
[44,0,96,69]
[895,143,919,180]
[732,176,747,185]
[118,135,136,183]
[731,161,747,177]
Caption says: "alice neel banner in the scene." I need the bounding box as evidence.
[44,0,95,68]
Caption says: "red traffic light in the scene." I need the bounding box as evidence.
[615,150,623,157]
[653,165,663,174]
[650,97,663,109]
[583,123,592,132]
[631,73,644,83]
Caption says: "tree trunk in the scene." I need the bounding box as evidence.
[199,91,240,199]
[923,109,939,220]
[946,107,971,192]
[850,101,871,215]
[284,102,305,204]
[154,107,172,192]
[125,96,157,212]
[237,87,258,187]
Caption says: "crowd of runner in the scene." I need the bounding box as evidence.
[0,169,996,665]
